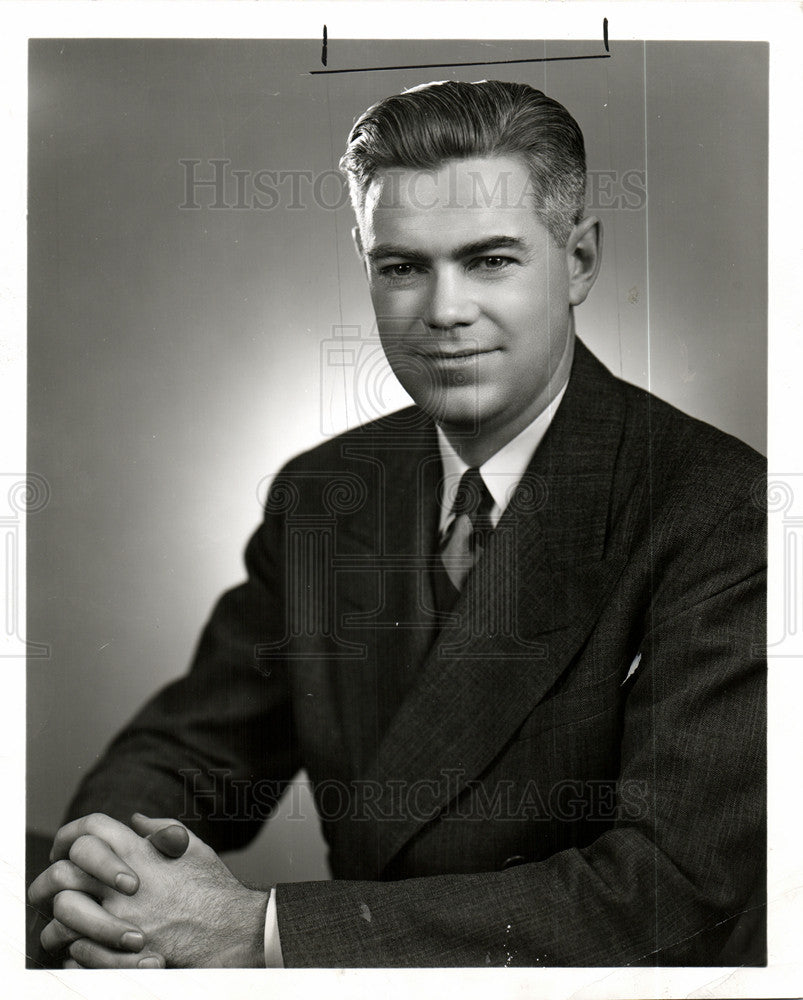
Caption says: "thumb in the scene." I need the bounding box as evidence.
[130,813,190,859]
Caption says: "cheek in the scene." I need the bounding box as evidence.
[368,281,422,316]
[485,275,550,318]
[499,277,569,333]
[370,296,431,346]
[378,338,433,395]
[483,290,546,350]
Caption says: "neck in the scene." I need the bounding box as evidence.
[439,326,575,467]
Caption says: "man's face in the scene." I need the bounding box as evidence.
[357,155,576,448]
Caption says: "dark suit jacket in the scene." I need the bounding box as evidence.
[67,339,766,967]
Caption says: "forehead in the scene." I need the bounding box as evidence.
[360,155,545,251]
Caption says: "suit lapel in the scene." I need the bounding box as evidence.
[343,340,631,877]
[325,428,444,777]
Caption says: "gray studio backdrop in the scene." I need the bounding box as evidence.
[27,39,767,886]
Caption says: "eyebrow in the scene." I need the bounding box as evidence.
[366,235,528,264]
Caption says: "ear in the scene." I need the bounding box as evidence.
[565,216,602,307]
[351,225,370,278]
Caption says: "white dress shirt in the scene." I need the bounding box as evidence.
[436,381,568,537]
[264,379,568,966]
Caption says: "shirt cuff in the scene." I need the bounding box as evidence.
[263,886,285,968]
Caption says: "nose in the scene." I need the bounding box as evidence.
[424,268,480,331]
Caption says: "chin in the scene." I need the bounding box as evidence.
[413,390,485,431]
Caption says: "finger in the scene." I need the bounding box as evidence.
[130,813,190,859]
[29,859,107,912]
[50,890,145,952]
[63,958,82,969]
[129,812,170,837]
[149,825,190,859]
[51,813,135,862]
[68,834,140,894]
[129,812,187,837]
[41,917,81,955]
[70,938,166,970]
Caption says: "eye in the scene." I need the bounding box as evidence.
[472,255,512,271]
[378,262,422,279]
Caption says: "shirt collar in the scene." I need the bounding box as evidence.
[436,380,568,535]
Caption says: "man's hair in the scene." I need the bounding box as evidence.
[340,79,587,247]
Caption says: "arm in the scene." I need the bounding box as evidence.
[45,495,763,968]
[271,496,765,966]
[36,456,765,967]
[65,500,299,852]
[30,489,298,966]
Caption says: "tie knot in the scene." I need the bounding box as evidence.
[452,467,494,527]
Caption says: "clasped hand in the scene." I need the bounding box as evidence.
[28,812,267,968]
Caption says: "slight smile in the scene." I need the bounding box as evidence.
[416,346,500,362]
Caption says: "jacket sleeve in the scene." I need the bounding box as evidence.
[273,492,766,967]
[65,495,300,855]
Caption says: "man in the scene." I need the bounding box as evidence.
[28,80,766,968]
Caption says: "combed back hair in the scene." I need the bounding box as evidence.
[340,79,587,247]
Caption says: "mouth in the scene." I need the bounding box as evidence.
[415,346,499,362]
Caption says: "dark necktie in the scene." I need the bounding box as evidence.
[433,467,495,611]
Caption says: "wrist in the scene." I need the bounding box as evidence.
[214,886,269,968]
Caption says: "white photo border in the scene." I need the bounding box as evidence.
[3,3,801,998]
